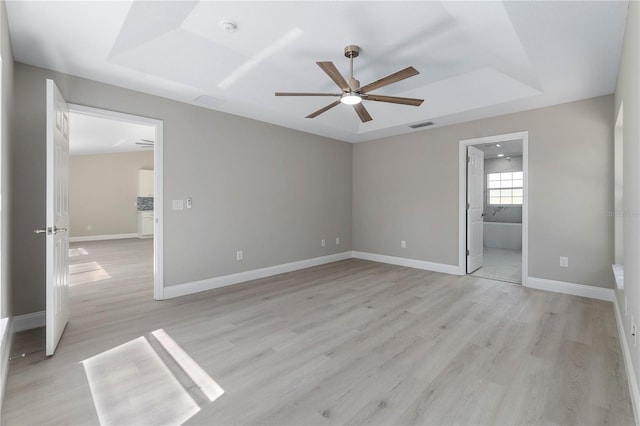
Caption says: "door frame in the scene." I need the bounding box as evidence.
[68,104,165,300]
[457,131,529,284]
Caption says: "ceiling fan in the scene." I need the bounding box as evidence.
[136,139,154,149]
[275,45,424,123]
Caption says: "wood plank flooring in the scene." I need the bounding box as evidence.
[2,239,635,425]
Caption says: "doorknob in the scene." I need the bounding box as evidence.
[33,227,67,235]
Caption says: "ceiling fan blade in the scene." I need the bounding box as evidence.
[317,62,350,91]
[360,66,420,93]
[275,92,341,97]
[306,100,341,118]
[365,94,424,106]
[353,103,372,123]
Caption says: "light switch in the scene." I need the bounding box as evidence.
[186,197,192,209]
[172,200,184,210]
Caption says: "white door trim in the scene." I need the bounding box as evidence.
[67,104,165,300]
[458,131,529,285]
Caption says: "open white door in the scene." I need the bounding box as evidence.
[44,79,70,356]
[466,146,484,273]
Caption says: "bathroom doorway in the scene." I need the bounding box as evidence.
[458,132,528,285]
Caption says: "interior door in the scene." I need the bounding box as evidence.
[467,145,484,273]
[45,79,70,356]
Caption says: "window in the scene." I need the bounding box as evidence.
[487,171,523,205]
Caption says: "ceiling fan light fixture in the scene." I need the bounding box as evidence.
[340,93,362,105]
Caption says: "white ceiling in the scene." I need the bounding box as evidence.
[6,1,628,143]
[69,112,155,155]
[476,139,522,158]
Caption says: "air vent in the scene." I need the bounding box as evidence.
[409,121,434,129]
[194,95,225,108]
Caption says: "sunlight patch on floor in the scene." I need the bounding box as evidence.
[69,261,112,286]
[69,247,88,257]
[152,329,225,402]
[82,330,223,425]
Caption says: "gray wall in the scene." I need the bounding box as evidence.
[483,155,523,224]
[1,0,13,322]
[615,0,640,401]
[353,95,614,289]
[12,63,352,316]
[69,151,153,238]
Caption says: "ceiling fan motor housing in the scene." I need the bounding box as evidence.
[344,45,360,58]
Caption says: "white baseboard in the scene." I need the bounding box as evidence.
[163,251,352,299]
[0,317,12,420]
[69,233,138,243]
[613,295,640,425]
[351,251,460,275]
[525,276,615,302]
[13,311,45,332]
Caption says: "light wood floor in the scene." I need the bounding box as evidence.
[2,239,634,425]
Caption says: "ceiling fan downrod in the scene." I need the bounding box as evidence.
[344,45,360,91]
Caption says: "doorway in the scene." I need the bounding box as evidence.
[458,131,528,285]
[67,105,164,299]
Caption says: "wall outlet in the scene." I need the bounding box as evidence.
[336,237,340,245]
[172,200,184,210]
[401,240,407,249]
[236,250,243,261]
[87,225,92,231]
[559,256,568,268]
[321,239,326,247]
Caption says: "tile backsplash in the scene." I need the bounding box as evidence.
[137,197,154,211]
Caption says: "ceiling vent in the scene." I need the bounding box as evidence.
[409,121,434,129]
[194,95,225,108]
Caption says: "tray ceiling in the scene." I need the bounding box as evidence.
[5,1,628,142]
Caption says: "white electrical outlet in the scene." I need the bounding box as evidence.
[236,250,243,261]
[87,225,92,231]
[401,240,407,249]
[172,200,184,210]
[321,239,326,247]
[559,256,568,268]
[336,237,340,245]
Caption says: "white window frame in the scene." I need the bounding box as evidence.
[487,171,523,206]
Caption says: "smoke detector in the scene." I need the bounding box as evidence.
[221,20,237,33]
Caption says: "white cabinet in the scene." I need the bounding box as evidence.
[138,212,154,238]
[138,170,154,197]
[137,170,154,237]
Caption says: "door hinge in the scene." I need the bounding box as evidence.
[466,249,470,256]
[467,202,470,209]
